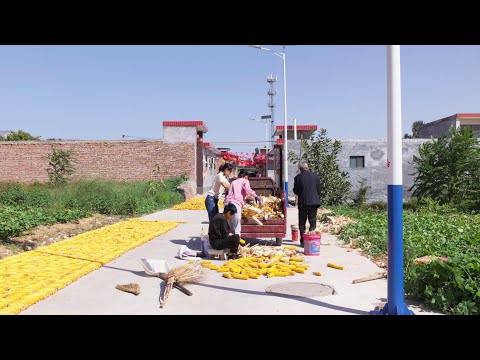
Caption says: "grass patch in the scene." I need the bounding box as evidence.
[0,177,185,240]
[329,202,480,314]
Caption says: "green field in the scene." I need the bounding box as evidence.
[329,201,480,315]
[0,178,185,240]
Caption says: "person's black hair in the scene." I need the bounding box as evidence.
[238,169,248,178]
[220,163,233,172]
[223,203,237,215]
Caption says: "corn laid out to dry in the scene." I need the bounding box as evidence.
[200,246,309,280]
[171,197,207,210]
[0,218,179,315]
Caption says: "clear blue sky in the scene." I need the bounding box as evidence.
[1,45,479,152]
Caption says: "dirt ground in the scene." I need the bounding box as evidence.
[0,214,125,260]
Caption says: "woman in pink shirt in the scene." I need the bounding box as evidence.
[224,169,261,236]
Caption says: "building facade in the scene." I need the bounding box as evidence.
[417,113,480,138]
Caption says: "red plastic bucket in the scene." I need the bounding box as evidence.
[291,225,299,242]
[303,233,321,256]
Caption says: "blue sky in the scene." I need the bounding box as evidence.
[1,45,479,152]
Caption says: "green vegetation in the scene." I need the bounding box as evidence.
[288,128,352,205]
[0,177,186,240]
[46,147,77,186]
[0,130,41,141]
[409,127,480,212]
[329,200,480,315]
[404,120,424,139]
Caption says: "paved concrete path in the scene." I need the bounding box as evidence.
[22,207,439,315]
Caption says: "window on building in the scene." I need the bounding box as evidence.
[350,156,365,168]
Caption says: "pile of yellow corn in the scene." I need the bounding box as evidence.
[198,254,309,280]
[171,196,225,210]
[0,218,179,315]
[171,197,206,210]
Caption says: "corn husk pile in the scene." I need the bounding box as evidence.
[198,245,308,280]
[238,244,297,258]
[316,208,355,235]
[242,195,284,224]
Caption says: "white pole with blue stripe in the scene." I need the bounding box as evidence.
[371,45,414,315]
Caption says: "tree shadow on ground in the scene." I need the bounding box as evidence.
[195,282,368,315]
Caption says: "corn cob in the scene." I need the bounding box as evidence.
[232,273,249,280]
[283,245,297,251]
[313,271,322,276]
[289,257,304,262]
[327,263,344,270]
[223,273,233,279]
[239,239,246,245]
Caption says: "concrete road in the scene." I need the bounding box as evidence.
[22,207,439,315]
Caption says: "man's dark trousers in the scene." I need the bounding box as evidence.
[299,205,319,243]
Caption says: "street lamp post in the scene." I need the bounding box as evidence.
[371,45,414,315]
[250,116,270,177]
[250,45,290,205]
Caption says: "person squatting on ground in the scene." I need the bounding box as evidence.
[293,162,322,245]
[208,202,240,255]
[224,169,261,236]
[205,163,232,222]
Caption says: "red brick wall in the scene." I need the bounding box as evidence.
[0,140,195,183]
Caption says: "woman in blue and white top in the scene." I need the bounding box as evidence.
[205,163,232,222]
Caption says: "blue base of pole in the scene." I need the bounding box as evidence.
[370,303,415,315]
[370,184,415,316]
[284,181,291,207]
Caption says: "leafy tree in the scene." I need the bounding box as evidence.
[404,120,424,139]
[412,120,424,138]
[352,177,371,206]
[1,130,41,141]
[409,126,480,211]
[46,147,77,186]
[288,128,352,205]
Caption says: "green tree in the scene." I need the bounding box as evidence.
[46,147,77,186]
[412,120,424,138]
[409,126,480,211]
[404,120,424,139]
[2,130,41,141]
[288,128,352,205]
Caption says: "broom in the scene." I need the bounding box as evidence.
[115,283,141,296]
[160,263,207,308]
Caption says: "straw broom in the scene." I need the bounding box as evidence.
[160,263,207,308]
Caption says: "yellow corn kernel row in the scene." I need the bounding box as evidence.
[327,263,344,270]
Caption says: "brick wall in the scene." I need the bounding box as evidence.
[0,140,195,183]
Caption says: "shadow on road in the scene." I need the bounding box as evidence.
[195,282,369,315]
[170,236,202,250]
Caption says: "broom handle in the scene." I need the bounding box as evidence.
[158,274,193,296]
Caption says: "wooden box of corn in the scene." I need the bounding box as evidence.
[240,177,286,246]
